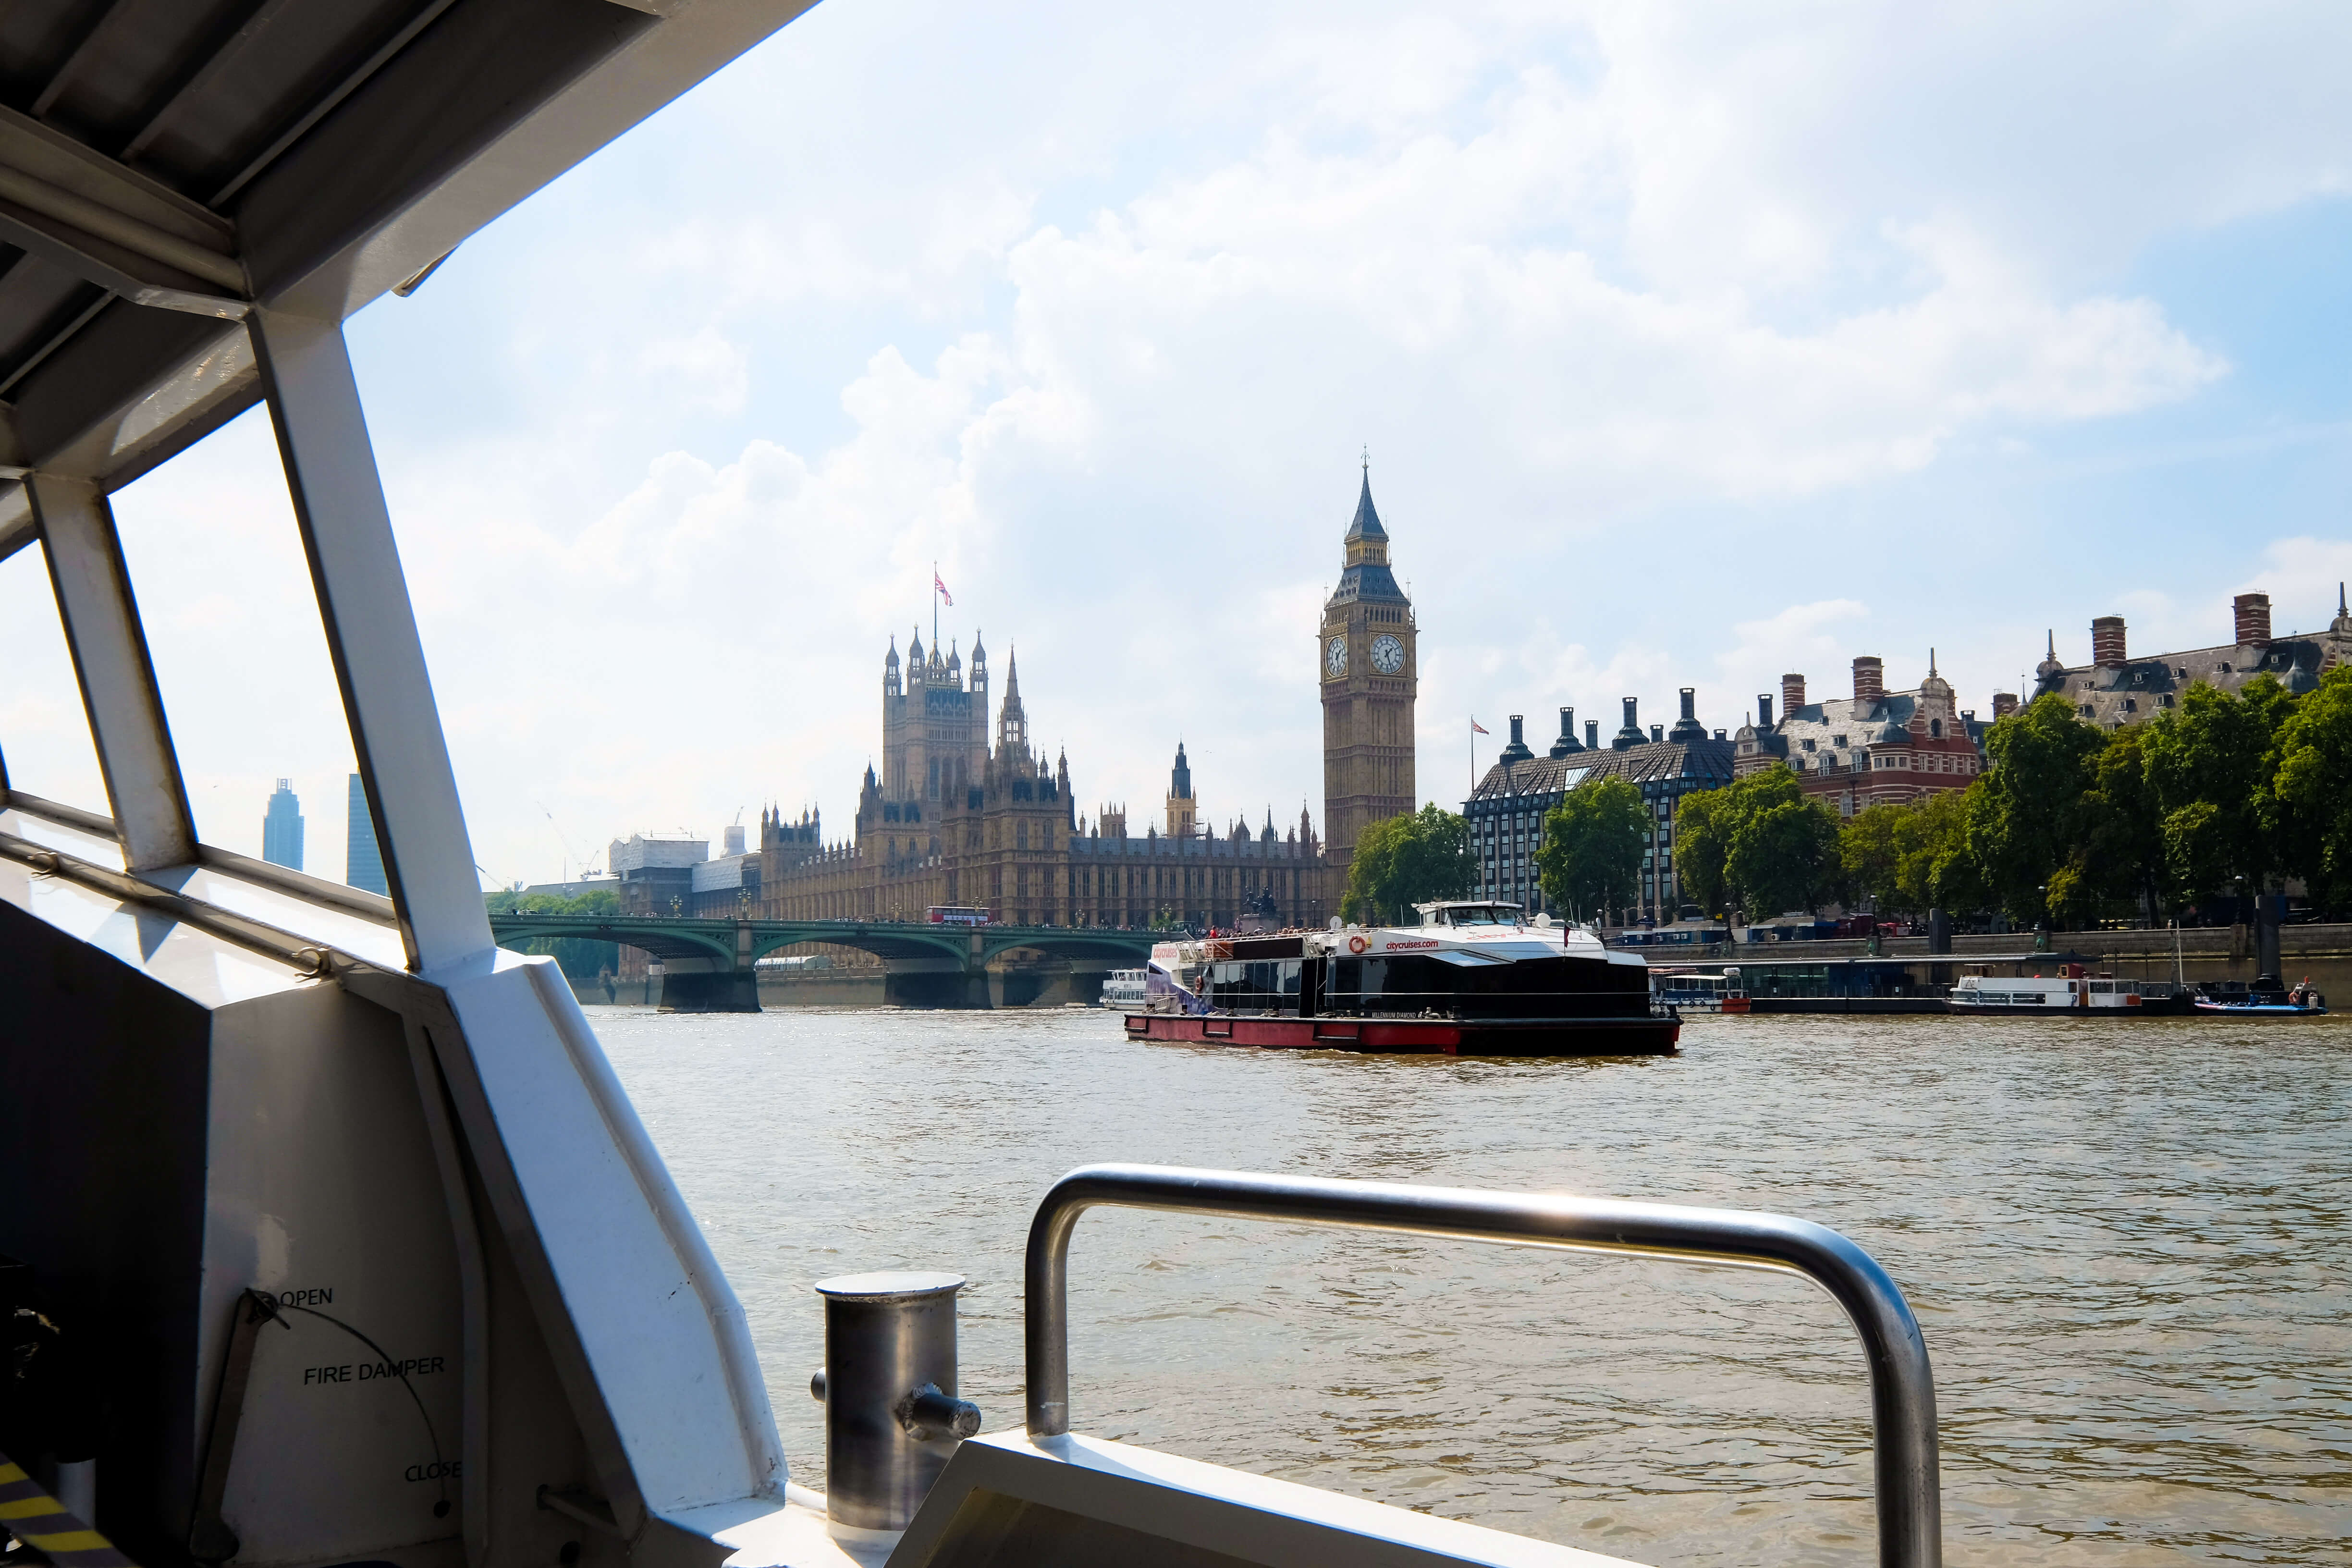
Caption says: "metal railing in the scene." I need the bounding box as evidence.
[1024,1164,1940,1568]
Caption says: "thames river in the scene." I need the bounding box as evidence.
[589,1005,2350,1566]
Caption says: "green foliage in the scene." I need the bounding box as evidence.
[1341,804,1476,924]
[486,886,624,978]
[2272,667,2352,917]
[1839,803,1908,910]
[1966,694,2107,924]
[1535,777,1650,920]
[1728,795,1843,916]
[1669,767,1838,918]
[1837,787,1984,917]
[2141,675,2289,903]
[1674,786,1731,917]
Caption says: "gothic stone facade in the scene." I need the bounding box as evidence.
[1320,470,1417,866]
[756,644,1329,932]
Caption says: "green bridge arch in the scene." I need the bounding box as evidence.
[487,912,1158,1011]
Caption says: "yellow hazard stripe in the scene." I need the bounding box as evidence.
[24,1531,111,1552]
[0,1496,65,1519]
[0,1465,24,1484]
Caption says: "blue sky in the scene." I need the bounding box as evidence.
[2,0,2348,885]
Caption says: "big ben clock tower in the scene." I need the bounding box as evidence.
[1320,460,1417,871]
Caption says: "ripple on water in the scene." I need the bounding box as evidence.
[591,1006,2352,1567]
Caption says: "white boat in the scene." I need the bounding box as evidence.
[1948,967,2192,1016]
[1099,967,1150,1008]
[1653,970,1738,1011]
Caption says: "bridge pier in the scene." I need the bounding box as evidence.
[658,968,760,1013]
[657,921,761,1013]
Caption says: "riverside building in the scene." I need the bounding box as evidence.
[1466,693,1735,926]
[1733,655,1988,815]
[2030,589,2352,729]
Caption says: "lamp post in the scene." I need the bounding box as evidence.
[2034,883,2050,953]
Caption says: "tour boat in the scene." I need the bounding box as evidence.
[1946,966,2194,1016]
[1098,967,1151,1009]
[1125,902,1680,1055]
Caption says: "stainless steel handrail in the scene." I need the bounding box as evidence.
[1024,1163,1940,1568]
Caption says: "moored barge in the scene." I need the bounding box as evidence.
[1126,901,1679,1055]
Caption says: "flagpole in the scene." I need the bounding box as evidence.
[932,559,939,651]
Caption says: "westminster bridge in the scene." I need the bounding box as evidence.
[488,911,1159,1011]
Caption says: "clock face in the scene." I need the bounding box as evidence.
[1371,633,1405,675]
[1325,636,1348,677]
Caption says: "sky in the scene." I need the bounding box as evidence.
[2,0,2349,888]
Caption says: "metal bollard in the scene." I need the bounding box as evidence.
[809,1271,981,1536]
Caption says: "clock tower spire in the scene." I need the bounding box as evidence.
[1319,459,1417,873]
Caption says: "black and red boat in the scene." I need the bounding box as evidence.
[1125,902,1679,1056]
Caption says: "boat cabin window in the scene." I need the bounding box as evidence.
[1426,905,1514,926]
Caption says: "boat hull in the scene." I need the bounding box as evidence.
[1946,996,2198,1017]
[1125,1012,1680,1056]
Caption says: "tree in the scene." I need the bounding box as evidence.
[2142,674,2291,905]
[2272,666,2352,918]
[1674,786,1729,917]
[1966,693,2105,924]
[1911,786,1989,914]
[1840,803,1910,911]
[1536,777,1650,921]
[1728,795,1842,916]
[1341,804,1476,924]
[486,886,624,978]
[1835,786,1994,920]
[2075,723,2165,920]
[1670,767,1838,919]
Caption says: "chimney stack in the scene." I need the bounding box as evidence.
[1782,673,1806,716]
[1613,697,1643,749]
[1992,691,2020,719]
[1650,723,1663,743]
[2091,615,2127,668]
[2234,592,2271,647]
[1852,656,1885,706]
[1585,720,1600,751]
[1550,707,1581,758]
[1499,714,1533,763]
[1759,693,1776,727]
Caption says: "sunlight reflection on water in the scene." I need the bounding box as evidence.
[592,1006,2351,1567]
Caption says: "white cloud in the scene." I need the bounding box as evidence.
[15,0,2344,882]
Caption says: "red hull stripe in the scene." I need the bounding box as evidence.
[1124,1015,1678,1057]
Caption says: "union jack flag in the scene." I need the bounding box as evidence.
[1470,717,1489,735]
[934,573,953,607]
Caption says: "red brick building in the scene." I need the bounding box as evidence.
[1731,655,1988,815]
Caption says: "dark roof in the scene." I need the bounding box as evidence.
[1328,471,1407,606]
[2033,628,2350,726]
[1345,471,1386,540]
[1468,737,1736,804]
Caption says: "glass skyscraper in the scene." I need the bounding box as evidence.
[346,773,388,894]
[262,779,304,870]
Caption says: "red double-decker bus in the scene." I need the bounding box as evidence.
[927,906,991,926]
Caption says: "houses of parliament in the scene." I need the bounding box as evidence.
[750,469,1419,929]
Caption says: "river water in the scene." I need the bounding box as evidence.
[588,1005,2350,1566]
